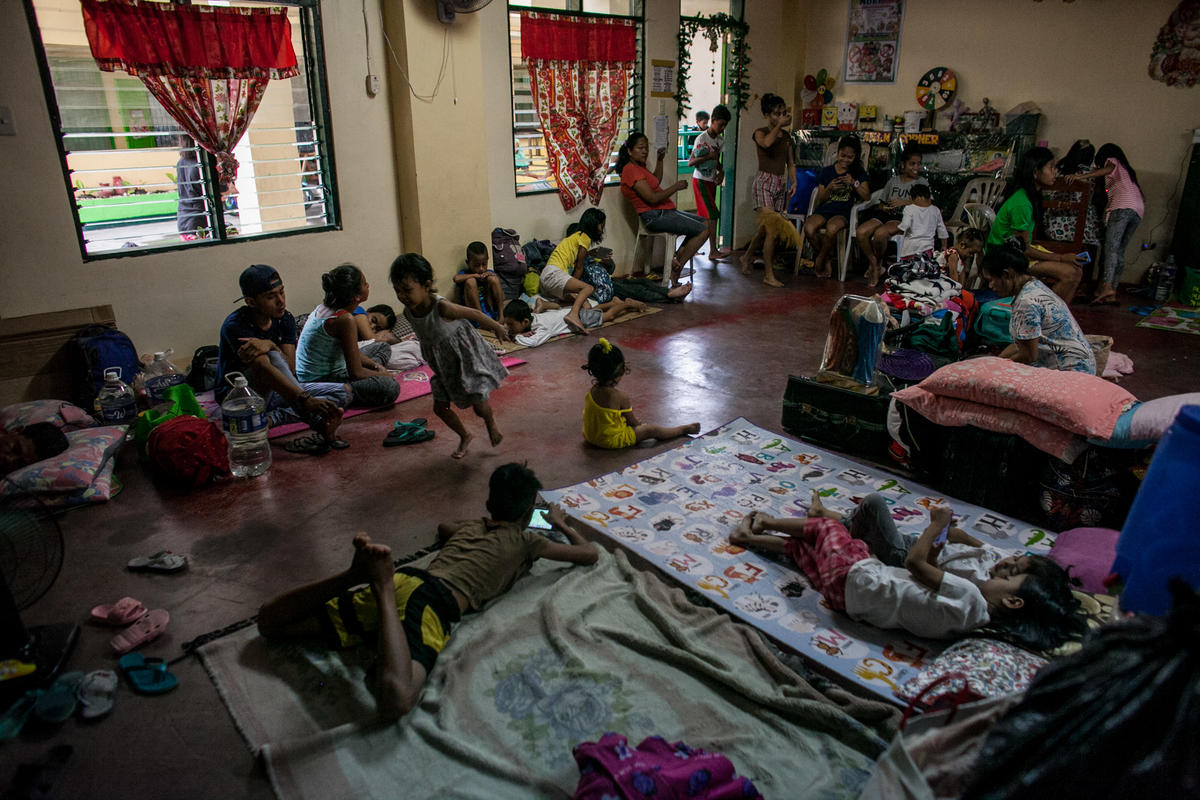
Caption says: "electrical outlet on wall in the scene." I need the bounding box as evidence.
[365,74,380,97]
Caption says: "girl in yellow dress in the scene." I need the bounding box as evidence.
[581,338,700,449]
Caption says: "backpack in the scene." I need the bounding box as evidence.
[186,345,220,393]
[71,324,142,410]
[974,298,1014,347]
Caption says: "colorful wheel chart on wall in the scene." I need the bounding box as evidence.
[916,67,957,110]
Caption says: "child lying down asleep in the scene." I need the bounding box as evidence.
[730,491,1086,651]
[500,296,646,347]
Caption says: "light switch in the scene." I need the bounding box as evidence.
[0,107,15,136]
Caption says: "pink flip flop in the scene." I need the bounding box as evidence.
[110,609,170,655]
[90,597,146,626]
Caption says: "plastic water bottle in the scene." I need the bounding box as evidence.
[145,350,186,404]
[1155,255,1177,303]
[220,373,271,478]
[96,367,137,425]
[1112,405,1200,615]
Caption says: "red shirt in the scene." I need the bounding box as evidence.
[620,163,675,214]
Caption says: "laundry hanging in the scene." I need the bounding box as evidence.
[520,12,636,211]
[81,0,299,190]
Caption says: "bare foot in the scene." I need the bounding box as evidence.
[711,248,732,260]
[451,432,474,459]
[627,299,648,313]
[730,517,754,547]
[667,283,693,300]
[740,256,752,275]
[747,510,769,534]
[350,533,392,586]
[684,422,701,435]
[808,489,826,517]
[763,276,785,288]
[564,313,589,335]
[864,266,880,288]
[486,422,503,447]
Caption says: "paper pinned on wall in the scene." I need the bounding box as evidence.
[651,59,675,97]
[653,115,670,152]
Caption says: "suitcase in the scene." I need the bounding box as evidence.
[781,375,893,461]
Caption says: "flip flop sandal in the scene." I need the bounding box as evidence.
[110,608,170,655]
[118,653,178,695]
[90,596,147,626]
[0,660,36,682]
[77,670,118,719]
[328,437,351,450]
[0,690,42,740]
[127,551,188,574]
[33,672,84,725]
[383,421,435,447]
[283,432,331,455]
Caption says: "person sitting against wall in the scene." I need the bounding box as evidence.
[985,147,1086,303]
[616,132,707,288]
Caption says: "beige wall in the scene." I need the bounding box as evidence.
[801,0,1200,280]
[0,0,403,360]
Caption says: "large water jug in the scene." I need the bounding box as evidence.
[96,367,137,425]
[1112,405,1200,615]
[145,350,186,405]
[220,373,271,478]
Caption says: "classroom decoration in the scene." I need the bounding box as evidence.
[1148,0,1200,87]
[80,0,298,190]
[519,12,637,211]
[916,66,957,110]
[845,0,904,83]
[675,13,752,112]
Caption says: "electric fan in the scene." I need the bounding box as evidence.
[0,503,78,704]
[435,0,495,24]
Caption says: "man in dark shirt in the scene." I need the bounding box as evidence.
[217,264,349,440]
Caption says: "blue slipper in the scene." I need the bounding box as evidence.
[33,671,84,724]
[0,690,43,740]
[118,653,178,695]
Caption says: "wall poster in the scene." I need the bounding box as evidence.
[844,0,904,84]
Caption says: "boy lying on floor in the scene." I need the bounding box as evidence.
[257,463,598,720]
[500,296,646,347]
[730,492,1085,650]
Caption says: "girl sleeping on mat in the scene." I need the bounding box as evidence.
[730,491,1086,650]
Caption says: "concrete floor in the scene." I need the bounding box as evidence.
[6,259,1198,799]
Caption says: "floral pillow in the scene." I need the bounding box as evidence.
[896,638,1048,708]
[0,400,96,432]
[915,357,1136,439]
[0,426,124,499]
[893,385,1088,463]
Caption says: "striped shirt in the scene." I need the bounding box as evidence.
[1104,159,1144,218]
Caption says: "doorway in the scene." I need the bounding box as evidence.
[678,0,745,254]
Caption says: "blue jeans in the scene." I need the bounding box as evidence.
[640,209,707,238]
[1102,208,1141,286]
[841,493,916,568]
[259,351,351,427]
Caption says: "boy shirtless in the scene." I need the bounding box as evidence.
[257,463,598,720]
[740,94,795,288]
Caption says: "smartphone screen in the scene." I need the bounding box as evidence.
[528,507,553,530]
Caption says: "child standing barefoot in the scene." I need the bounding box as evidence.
[390,253,512,458]
[582,338,700,449]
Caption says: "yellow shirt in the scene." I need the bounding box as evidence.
[582,390,636,449]
[546,231,592,274]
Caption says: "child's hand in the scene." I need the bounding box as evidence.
[930,505,953,529]
[545,503,568,529]
[489,320,512,342]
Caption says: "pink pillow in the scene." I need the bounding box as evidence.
[0,400,96,432]
[894,385,1088,462]
[915,357,1136,439]
[1048,527,1120,594]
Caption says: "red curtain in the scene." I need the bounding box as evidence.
[81,0,299,190]
[520,12,636,211]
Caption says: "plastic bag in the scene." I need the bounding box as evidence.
[818,294,887,386]
[133,383,205,455]
[960,580,1200,799]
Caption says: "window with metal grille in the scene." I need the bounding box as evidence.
[24,0,338,259]
[508,1,643,197]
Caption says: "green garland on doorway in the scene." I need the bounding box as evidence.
[675,13,751,113]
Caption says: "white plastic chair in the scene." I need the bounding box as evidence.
[633,218,692,286]
[946,177,1005,238]
[797,186,866,281]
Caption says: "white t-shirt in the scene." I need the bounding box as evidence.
[939,542,1006,586]
[844,559,990,639]
[514,309,572,347]
[898,204,949,257]
[690,130,723,182]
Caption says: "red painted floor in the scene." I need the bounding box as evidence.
[6,260,1198,798]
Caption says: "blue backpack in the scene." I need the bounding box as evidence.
[72,324,142,409]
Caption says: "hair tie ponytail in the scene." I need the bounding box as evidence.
[598,337,612,354]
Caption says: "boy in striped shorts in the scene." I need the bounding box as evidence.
[689,105,732,260]
[740,93,794,288]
